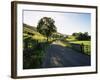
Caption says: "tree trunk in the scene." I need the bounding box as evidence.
[47,37,48,42]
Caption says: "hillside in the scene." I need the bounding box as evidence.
[23,23,37,31]
[23,23,46,41]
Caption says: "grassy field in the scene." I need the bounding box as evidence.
[66,35,76,41]
[66,35,91,55]
[54,41,69,47]
[70,41,91,45]
[70,41,91,55]
[66,35,90,46]
[23,24,46,42]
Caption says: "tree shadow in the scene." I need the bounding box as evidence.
[23,37,49,69]
[41,43,91,68]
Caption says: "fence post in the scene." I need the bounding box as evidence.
[81,43,84,53]
[86,45,88,53]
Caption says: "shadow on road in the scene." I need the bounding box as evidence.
[42,43,91,68]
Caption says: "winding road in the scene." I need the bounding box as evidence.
[42,41,90,68]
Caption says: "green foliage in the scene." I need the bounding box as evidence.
[70,41,91,45]
[70,41,91,55]
[23,23,49,69]
[72,32,91,40]
[23,40,48,69]
[66,34,91,55]
[23,23,46,41]
[37,17,57,41]
[66,35,76,41]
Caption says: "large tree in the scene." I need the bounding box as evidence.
[37,17,57,41]
[72,32,91,40]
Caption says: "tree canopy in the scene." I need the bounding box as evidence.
[72,32,91,40]
[37,17,57,41]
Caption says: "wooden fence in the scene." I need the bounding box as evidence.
[69,43,90,55]
[81,44,90,54]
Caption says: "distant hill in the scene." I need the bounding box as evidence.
[23,23,68,41]
[23,23,46,40]
[23,23,37,31]
[23,23,41,36]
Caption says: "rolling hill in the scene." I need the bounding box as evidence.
[23,23,46,41]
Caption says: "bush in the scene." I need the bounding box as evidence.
[72,32,91,40]
[23,37,49,69]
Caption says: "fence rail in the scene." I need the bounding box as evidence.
[69,43,90,55]
[81,44,90,55]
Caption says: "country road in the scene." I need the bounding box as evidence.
[42,42,90,68]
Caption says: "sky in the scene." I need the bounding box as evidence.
[23,10,91,35]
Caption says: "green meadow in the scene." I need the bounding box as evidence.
[66,35,91,55]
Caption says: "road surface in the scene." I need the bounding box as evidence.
[42,42,90,68]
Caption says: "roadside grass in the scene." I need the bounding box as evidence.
[66,35,76,41]
[55,41,67,47]
[66,35,91,46]
[65,35,91,55]
[70,41,91,55]
[23,25,50,69]
[69,41,91,45]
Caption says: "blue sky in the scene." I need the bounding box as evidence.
[23,10,91,35]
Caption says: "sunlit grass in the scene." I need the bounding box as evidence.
[70,41,91,45]
[54,41,68,47]
[32,35,46,41]
[70,40,91,55]
[66,35,76,41]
